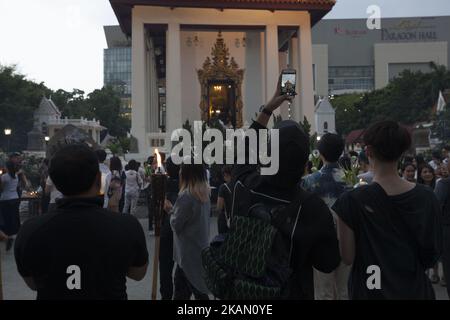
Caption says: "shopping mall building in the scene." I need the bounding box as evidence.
[313,15,449,97]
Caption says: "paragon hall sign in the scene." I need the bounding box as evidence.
[381,19,438,41]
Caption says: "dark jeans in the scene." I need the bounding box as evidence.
[443,225,450,299]
[159,215,174,300]
[217,211,229,235]
[0,199,21,236]
[173,266,209,300]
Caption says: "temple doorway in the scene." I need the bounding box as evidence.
[207,80,237,127]
[198,32,244,128]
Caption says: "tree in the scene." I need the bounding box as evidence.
[333,65,450,135]
[88,86,130,138]
[0,65,52,151]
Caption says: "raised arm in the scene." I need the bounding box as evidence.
[232,74,293,183]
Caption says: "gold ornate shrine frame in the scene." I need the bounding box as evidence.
[197,32,245,128]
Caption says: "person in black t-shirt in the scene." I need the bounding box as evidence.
[14,144,149,300]
[216,165,233,235]
[230,75,340,300]
[158,156,180,300]
[333,121,442,300]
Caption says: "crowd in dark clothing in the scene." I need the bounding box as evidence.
[1,76,449,301]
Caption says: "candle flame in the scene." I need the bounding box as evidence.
[155,149,162,169]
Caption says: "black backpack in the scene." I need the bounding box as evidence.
[202,175,310,300]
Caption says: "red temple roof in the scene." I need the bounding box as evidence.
[110,0,336,35]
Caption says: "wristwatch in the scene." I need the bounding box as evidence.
[260,105,273,116]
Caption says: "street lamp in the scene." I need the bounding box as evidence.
[4,128,12,153]
[45,136,50,142]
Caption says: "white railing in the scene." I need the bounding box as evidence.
[47,117,103,128]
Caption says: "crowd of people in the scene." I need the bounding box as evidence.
[0,75,449,301]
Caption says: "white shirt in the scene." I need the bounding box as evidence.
[125,170,143,194]
[46,177,63,204]
[0,173,19,201]
[429,160,440,171]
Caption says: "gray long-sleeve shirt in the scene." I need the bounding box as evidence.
[170,190,211,294]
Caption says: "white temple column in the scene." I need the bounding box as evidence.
[298,18,316,132]
[165,23,183,150]
[131,10,148,154]
[289,36,302,122]
[265,25,280,125]
[146,37,160,133]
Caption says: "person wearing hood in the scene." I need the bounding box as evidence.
[230,75,341,300]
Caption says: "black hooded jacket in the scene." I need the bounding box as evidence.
[230,120,340,300]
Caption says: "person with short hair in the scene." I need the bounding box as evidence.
[302,133,349,300]
[333,121,442,299]
[14,144,148,300]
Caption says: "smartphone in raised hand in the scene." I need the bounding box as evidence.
[281,69,297,97]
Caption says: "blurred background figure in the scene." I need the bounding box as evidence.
[401,162,417,183]
[429,150,442,171]
[357,151,374,184]
[104,156,126,213]
[417,164,436,190]
[123,160,143,215]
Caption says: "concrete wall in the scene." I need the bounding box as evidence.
[374,42,448,89]
[312,44,329,97]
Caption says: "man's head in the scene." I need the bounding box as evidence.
[8,152,22,166]
[363,121,411,163]
[128,160,139,171]
[95,149,107,164]
[317,133,344,164]
[271,120,310,187]
[49,144,100,197]
[222,165,232,183]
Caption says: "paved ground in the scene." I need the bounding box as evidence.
[0,207,448,300]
